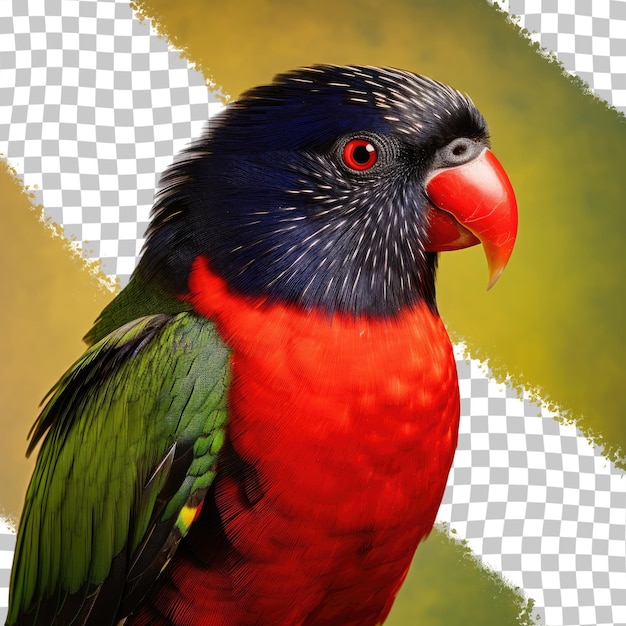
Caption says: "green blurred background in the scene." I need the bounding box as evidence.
[2,0,624,623]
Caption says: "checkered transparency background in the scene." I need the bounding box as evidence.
[0,1,625,625]
[1,0,224,285]
[493,0,626,111]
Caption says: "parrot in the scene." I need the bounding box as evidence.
[6,65,517,626]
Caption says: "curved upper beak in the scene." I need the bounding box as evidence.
[424,148,518,289]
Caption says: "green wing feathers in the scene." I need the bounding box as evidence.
[7,313,230,625]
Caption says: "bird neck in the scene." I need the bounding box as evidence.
[185,255,442,336]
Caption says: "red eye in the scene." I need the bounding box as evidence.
[342,139,378,171]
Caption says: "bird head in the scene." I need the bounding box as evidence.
[142,65,517,317]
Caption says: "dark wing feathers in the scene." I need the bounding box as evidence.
[7,312,230,625]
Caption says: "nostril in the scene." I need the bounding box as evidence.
[433,137,484,170]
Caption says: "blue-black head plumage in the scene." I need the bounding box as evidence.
[141,65,489,317]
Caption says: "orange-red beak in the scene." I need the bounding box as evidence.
[424,148,518,289]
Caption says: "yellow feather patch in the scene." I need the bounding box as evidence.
[176,504,201,536]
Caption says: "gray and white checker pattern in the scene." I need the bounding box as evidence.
[0,0,224,285]
[488,0,626,114]
[439,346,626,626]
[1,1,626,625]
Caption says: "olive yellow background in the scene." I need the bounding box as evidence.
[2,0,625,624]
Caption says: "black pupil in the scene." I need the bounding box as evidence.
[353,144,372,164]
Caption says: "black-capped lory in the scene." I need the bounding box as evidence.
[7,65,517,626]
